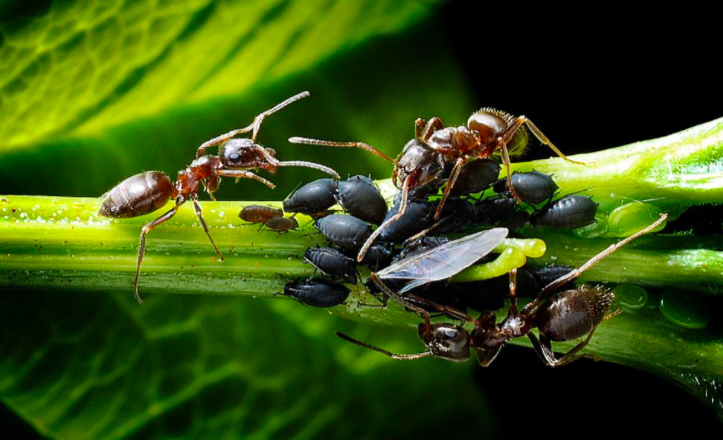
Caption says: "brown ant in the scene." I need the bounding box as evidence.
[291,110,587,261]
[338,214,667,366]
[98,92,339,304]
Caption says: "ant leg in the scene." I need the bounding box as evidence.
[403,217,448,243]
[357,176,412,263]
[498,141,523,204]
[335,331,433,360]
[134,205,179,304]
[510,116,589,166]
[275,160,340,179]
[370,272,433,334]
[191,196,224,262]
[196,92,310,157]
[476,345,503,367]
[217,170,276,189]
[528,331,598,367]
[288,137,396,164]
[523,213,668,314]
[406,293,476,322]
[415,117,445,141]
[434,157,465,220]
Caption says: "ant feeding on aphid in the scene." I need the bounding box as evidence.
[98,92,340,304]
[338,214,667,367]
[291,108,588,262]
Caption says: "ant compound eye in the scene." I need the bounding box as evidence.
[230,153,240,161]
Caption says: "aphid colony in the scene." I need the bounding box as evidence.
[98,91,667,367]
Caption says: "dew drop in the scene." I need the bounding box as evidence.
[613,284,648,310]
[659,290,711,330]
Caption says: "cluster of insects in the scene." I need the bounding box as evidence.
[99,91,669,367]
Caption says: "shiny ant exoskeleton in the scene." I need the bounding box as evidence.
[98,92,339,304]
[290,109,586,261]
[338,214,667,366]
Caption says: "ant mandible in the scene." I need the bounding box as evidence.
[290,109,587,262]
[98,92,339,304]
[338,214,667,366]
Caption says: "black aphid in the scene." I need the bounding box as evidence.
[304,247,358,284]
[282,279,350,307]
[315,214,373,249]
[493,171,559,204]
[283,178,339,216]
[531,195,598,228]
[337,175,388,225]
[450,159,501,195]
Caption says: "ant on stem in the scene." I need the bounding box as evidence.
[291,109,588,262]
[338,214,667,366]
[99,92,339,304]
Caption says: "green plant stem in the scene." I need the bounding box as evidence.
[507,117,723,213]
[2,117,723,418]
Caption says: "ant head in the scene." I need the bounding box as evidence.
[394,139,444,188]
[221,138,271,168]
[418,323,471,362]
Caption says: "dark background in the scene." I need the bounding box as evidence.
[2,1,722,438]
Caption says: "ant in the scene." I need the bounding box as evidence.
[291,109,587,262]
[98,92,339,304]
[338,214,667,366]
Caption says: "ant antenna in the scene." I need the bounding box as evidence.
[335,331,432,360]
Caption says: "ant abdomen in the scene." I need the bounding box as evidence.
[535,286,614,342]
[99,171,173,218]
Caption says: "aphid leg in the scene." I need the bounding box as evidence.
[527,330,598,367]
[195,92,310,157]
[498,141,523,204]
[191,196,224,262]
[134,206,179,304]
[523,213,669,314]
[335,331,433,360]
[434,157,465,220]
[217,170,276,189]
[357,176,412,262]
[288,137,396,164]
[275,160,340,179]
[515,116,591,166]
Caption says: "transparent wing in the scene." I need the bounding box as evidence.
[376,228,508,293]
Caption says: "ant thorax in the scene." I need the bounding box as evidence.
[174,156,221,197]
[427,126,482,154]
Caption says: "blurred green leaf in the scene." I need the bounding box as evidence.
[0,0,435,151]
[0,292,496,439]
